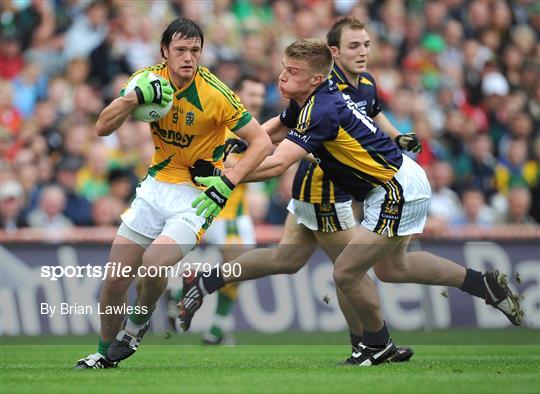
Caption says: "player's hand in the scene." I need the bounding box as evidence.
[189,160,222,185]
[133,71,174,107]
[223,138,248,161]
[395,132,422,153]
[191,175,235,218]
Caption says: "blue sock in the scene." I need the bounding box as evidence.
[200,268,225,294]
[349,331,363,347]
[460,268,487,299]
[364,322,390,347]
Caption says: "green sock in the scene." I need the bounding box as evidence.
[128,301,154,325]
[208,292,235,338]
[98,338,110,356]
[174,288,183,304]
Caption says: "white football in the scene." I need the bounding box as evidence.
[124,72,173,122]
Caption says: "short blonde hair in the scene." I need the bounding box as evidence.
[284,38,333,77]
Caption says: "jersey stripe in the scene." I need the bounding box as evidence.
[199,68,242,110]
[323,127,396,183]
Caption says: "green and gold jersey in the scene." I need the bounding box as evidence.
[123,63,252,184]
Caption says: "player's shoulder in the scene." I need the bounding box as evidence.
[197,66,234,93]
[131,62,168,79]
[359,71,377,87]
[196,66,241,105]
[298,84,338,127]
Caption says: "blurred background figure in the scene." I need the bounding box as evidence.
[0,180,26,232]
[0,0,537,230]
[26,184,73,230]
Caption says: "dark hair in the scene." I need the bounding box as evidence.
[160,18,204,58]
[233,74,264,92]
[326,17,366,48]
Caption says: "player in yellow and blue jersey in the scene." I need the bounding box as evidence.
[180,37,522,366]
[76,18,271,369]
[186,18,418,362]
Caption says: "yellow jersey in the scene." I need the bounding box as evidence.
[122,63,252,184]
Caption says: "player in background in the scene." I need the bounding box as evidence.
[177,75,266,345]
[180,38,523,365]
[186,18,419,362]
[76,18,271,369]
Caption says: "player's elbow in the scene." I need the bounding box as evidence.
[269,161,289,177]
[95,120,113,137]
[258,133,273,156]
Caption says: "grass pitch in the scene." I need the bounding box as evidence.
[1,329,539,394]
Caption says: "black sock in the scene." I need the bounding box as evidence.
[349,331,363,348]
[459,268,487,300]
[200,268,225,294]
[363,322,390,348]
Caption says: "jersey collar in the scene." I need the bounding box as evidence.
[330,63,359,88]
[297,79,331,109]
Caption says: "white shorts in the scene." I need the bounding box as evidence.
[361,155,431,237]
[121,176,208,247]
[204,215,256,245]
[287,198,356,232]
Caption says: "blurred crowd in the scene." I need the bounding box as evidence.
[1,0,539,233]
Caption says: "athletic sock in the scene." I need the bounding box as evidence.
[349,331,363,348]
[200,268,225,295]
[363,322,390,348]
[207,292,235,339]
[126,302,155,335]
[459,268,487,300]
[98,338,110,357]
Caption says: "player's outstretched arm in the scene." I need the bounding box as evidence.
[237,139,308,183]
[373,112,422,153]
[95,92,139,137]
[372,112,401,140]
[262,115,289,144]
[226,118,273,185]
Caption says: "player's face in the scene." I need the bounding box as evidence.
[237,80,266,118]
[331,28,371,74]
[163,34,202,83]
[278,57,322,101]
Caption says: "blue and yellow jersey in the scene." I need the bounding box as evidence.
[122,63,252,184]
[282,66,382,204]
[281,100,350,203]
[285,79,403,201]
[330,65,381,118]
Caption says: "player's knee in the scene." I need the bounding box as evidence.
[373,263,404,283]
[274,247,306,274]
[333,265,355,290]
[104,273,133,292]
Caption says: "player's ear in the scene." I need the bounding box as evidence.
[329,46,339,58]
[161,45,168,60]
[312,74,324,85]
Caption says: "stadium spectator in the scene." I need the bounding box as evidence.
[0,31,24,80]
[63,1,109,61]
[505,187,536,225]
[0,180,26,232]
[0,0,537,231]
[428,161,462,225]
[107,168,136,205]
[76,142,111,202]
[55,156,92,226]
[450,188,496,227]
[91,195,123,227]
[454,134,497,197]
[495,139,538,195]
[26,184,73,229]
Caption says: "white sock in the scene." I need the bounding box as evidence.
[125,318,147,336]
